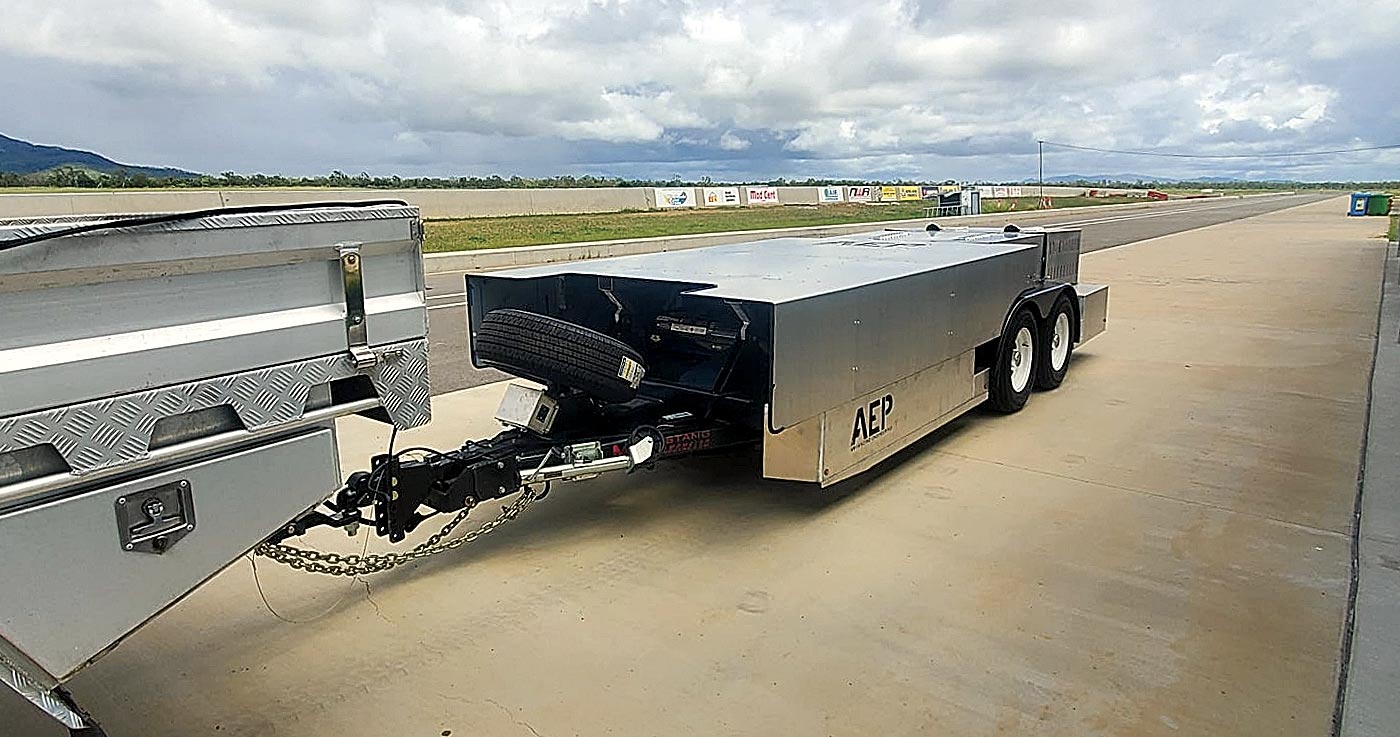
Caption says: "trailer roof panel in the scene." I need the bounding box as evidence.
[483,228,1041,303]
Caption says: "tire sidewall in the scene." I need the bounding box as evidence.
[990,308,1037,412]
[1035,294,1075,390]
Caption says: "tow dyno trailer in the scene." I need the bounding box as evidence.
[0,207,1105,734]
[460,224,1107,486]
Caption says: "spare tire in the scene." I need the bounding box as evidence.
[475,309,646,403]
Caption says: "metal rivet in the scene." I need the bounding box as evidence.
[185,524,194,531]
[116,497,126,505]
[124,543,133,550]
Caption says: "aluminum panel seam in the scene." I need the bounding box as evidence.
[0,338,430,475]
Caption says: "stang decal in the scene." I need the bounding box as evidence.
[850,393,894,449]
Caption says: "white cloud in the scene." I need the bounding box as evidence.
[0,0,1395,179]
[718,131,749,150]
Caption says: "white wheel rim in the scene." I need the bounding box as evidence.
[1009,326,1034,393]
[1051,311,1071,370]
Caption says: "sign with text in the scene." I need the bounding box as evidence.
[847,185,874,202]
[702,187,741,206]
[897,186,921,201]
[879,186,899,201]
[745,186,780,205]
[654,187,694,208]
[818,186,844,203]
[920,186,940,200]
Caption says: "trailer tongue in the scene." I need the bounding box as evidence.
[264,222,1108,561]
[0,207,1105,733]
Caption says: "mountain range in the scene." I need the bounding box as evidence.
[0,133,198,178]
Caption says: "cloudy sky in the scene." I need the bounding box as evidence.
[1,0,1398,182]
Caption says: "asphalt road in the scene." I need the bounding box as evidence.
[423,193,1330,394]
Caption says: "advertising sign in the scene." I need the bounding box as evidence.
[897,186,921,201]
[654,187,694,208]
[991,186,1009,198]
[702,187,741,206]
[745,185,780,205]
[920,186,940,200]
[847,185,874,202]
[1009,186,1024,197]
[818,186,844,203]
[879,186,899,201]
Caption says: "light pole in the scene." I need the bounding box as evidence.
[1037,139,1045,209]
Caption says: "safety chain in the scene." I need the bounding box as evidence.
[253,486,541,577]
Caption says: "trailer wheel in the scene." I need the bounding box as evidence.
[475,309,646,403]
[1035,293,1075,390]
[988,308,1037,413]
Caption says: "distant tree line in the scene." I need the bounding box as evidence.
[0,167,1393,191]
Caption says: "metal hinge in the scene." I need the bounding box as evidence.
[337,242,377,371]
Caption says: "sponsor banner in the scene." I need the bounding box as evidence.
[847,185,874,202]
[991,186,1009,198]
[702,187,741,206]
[654,187,694,208]
[1009,186,1023,197]
[818,186,844,203]
[939,184,960,193]
[879,185,899,201]
[897,186,921,201]
[745,185,780,205]
[920,186,940,200]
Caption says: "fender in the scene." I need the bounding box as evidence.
[1000,283,1081,343]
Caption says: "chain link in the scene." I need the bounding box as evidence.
[254,486,541,576]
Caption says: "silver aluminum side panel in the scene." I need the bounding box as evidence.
[763,350,987,485]
[769,247,1038,428]
[0,429,341,681]
[0,205,426,418]
[1076,283,1109,344]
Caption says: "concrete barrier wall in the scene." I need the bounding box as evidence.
[0,184,1134,220]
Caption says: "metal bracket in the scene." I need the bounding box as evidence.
[599,277,625,324]
[338,242,377,371]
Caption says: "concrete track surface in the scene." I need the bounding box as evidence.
[5,195,1390,736]
[424,194,1330,395]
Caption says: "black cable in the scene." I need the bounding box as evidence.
[1040,140,1400,160]
[0,198,409,253]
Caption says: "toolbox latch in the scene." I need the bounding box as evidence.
[115,480,196,554]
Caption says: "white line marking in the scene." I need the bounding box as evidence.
[428,302,466,312]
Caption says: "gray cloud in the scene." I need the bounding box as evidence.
[0,0,1396,181]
